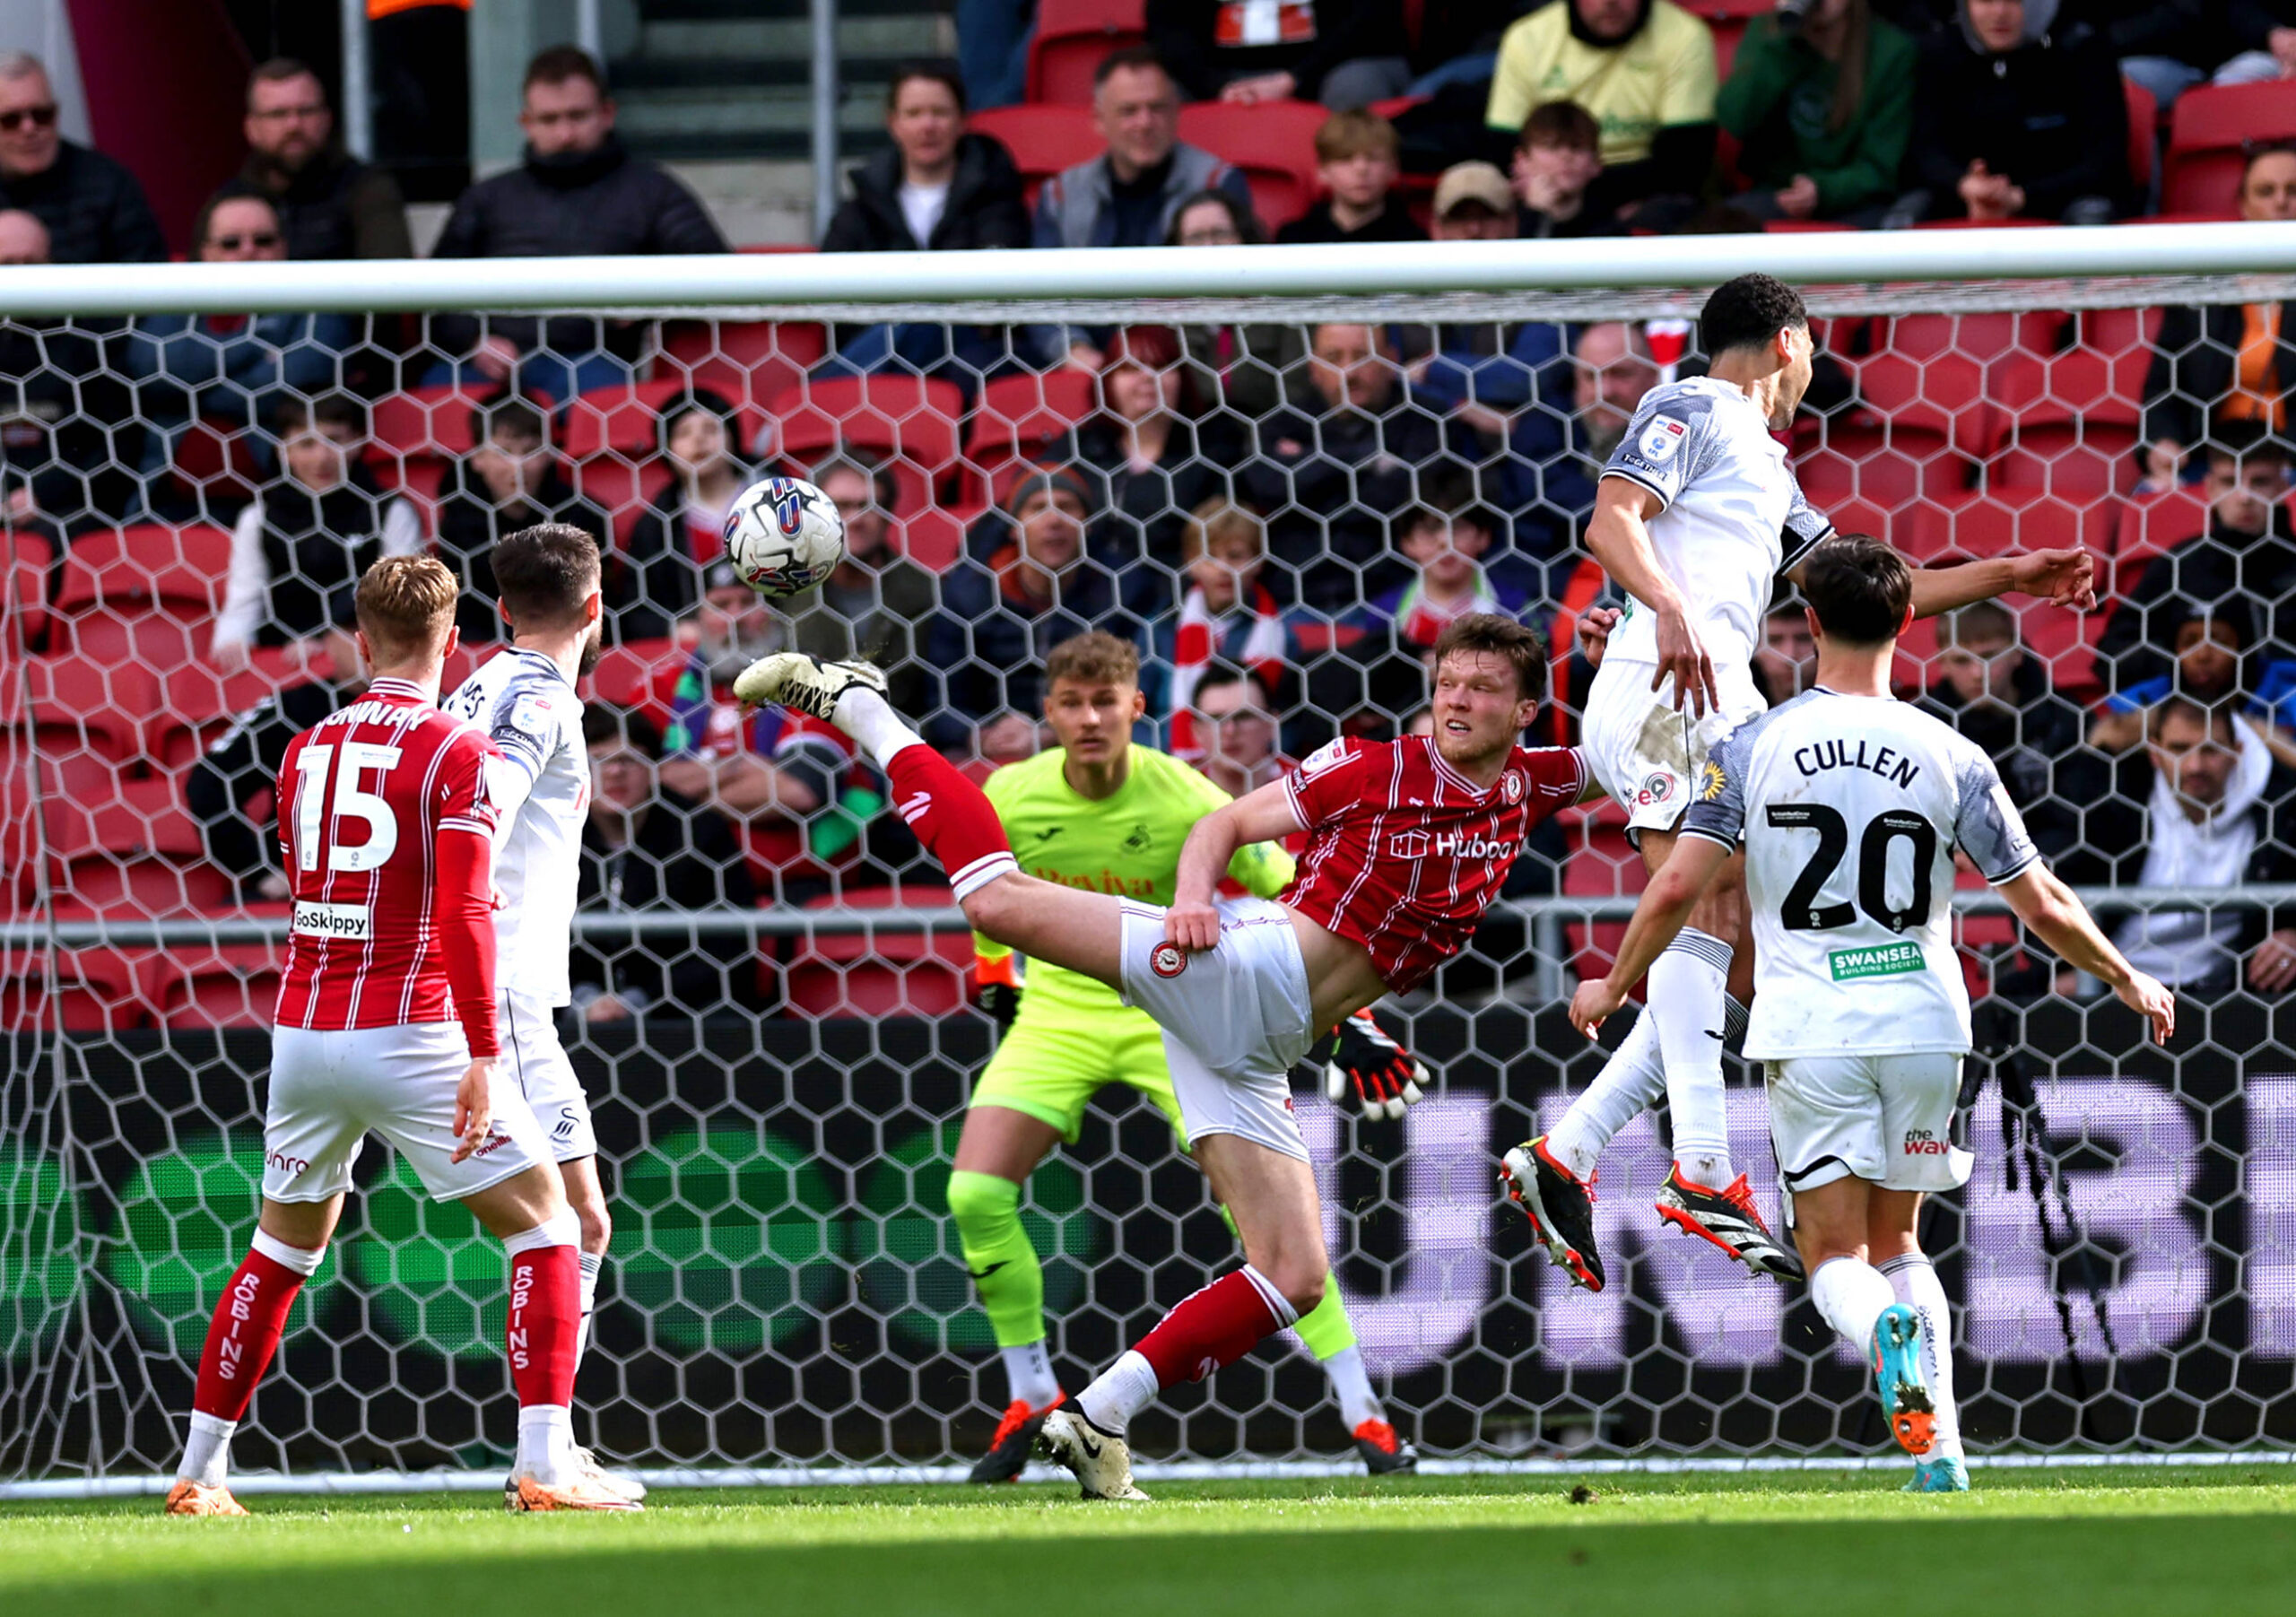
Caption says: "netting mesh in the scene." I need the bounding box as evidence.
[3,274,2294,1481]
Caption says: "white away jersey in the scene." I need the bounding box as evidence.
[444,647,587,1004]
[1681,689,2039,1058]
[1597,377,1834,682]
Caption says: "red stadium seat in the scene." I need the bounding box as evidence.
[2109,491,2212,599]
[762,376,965,517]
[785,890,970,1018]
[561,378,699,461]
[1981,349,2144,500]
[53,526,232,671]
[963,369,1096,493]
[170,418,265,513]
[572,459,665,548]
[2163,82,2296,216]
[1686,0,1772,79]
[152,942,285,1030]
[1176,100,1329,231]
[0,653,160,802]
[0,948,150,1031]
[895,505,968,572]
[368,384,497,465]
[1028,0,1146,106]
[657,319,826,414]
[1905,499,2104,568]
[2015,596,2106,705]
[1559,812,1646,990]
[585,638,681,720]
[2,529,51,650]
[969,106,1105,211]
[2125,76,2159,196]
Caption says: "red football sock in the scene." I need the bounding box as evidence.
[507,1244,580,1409]
[1135,1267,1294,1388]
[886,746,1016,900]
[192,1248,307,1422]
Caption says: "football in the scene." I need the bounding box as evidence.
[722,474,847,598]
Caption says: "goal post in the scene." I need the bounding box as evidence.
[3,230,2294,1488]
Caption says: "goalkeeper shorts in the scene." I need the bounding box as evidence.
[971,1013,1184,1145]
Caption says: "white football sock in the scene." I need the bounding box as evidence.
[576,1251,603,1365]
[1074,1349,1161,1439]
[517,1405,577,1488]
[1811,1255,1897,1356]
[832,684,925,766]
[1001,1340,1062,1411]
[1648,928,1734,1186]
[178,1411,234,1491]
[1883,1254,1963,1460]
[1548,1013,1666,1181]
[1318,1344,1383,1430]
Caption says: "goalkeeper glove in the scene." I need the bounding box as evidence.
[978,980,1022,1040]
[1323,1009,1428,1121]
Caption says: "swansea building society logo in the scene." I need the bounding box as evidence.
[1150,942,1187,978]
[1829,941,1924,982]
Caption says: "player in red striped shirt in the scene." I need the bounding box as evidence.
[739,613,1594,1499]
[166,557,634,1517]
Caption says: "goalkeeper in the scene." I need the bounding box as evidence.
[952,631,1422,1482]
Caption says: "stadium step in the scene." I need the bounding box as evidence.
[610,0,950,165]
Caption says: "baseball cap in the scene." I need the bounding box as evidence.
[1433,161,1513,220]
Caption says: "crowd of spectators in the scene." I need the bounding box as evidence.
[14,18,2296,1017]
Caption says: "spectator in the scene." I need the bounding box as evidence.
[2095,4,2231,110]
[0,52,163,264]
[575,705,758,1021]
[617,389,749,644]
[1149,499,1299,755]
[1034,48,1256,264]
[429,46,729,401]
[435,396,611,642]
[0,209,138,535]
[926,469,1136,756]
[220,57,413,260]
[1484,1,1719,221]
[126,193,353,500]
[1716,0,1918,227]
[1903,1,2132,225]
[2216,5,2296,84]
[818,59,1034,381]
[1148,0,1412,109]
[2092,600,2296,754]
[2097,428,2296,691]
[212,392,422,670]
[1917,599,2085,851]
[1752,602,1819,706]
[955,0,1035,112]
[186,668,362,905]
[785,454,939,715]
[1190,661,1290,798]
[1427,160,1516,244]
[2139,143,2296,487]
[2057,696,2296,999]
[1062,324,1245,583]
[1511,101,1617,239]
[1164,190,1305,419]
[1509,318,1660,552]
[1275,110,1422,245]
[1248,321,1463,613]
[1349,489,1536,726]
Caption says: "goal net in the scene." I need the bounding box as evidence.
[2,236,2292,1484]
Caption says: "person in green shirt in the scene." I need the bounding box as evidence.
[952,630,1418,1482]
[1715,0,1917,228]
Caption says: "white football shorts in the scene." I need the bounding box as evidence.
[263,1021,554,1204]
[500,989,597,1163]
[1117,896,1316,1162]
[1764,1051,1974,1204]
[1580,657,1766,838]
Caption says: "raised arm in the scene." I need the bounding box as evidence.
[1164,778,1305,952]
[1801,549,2097,620]
[1586,475,1724,717]
[1996,864,2175,1045]
[1567,833,1734,1037]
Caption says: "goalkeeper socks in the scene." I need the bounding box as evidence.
[883,746,1017,902]
[575,1250,603,1365]
[1292,1276,1381,1425]
[1080,1266,1298,1437]
[1648,928,1735,1187]
[181,1230,323,1487]
[1001,1341,1061,1412]
[1882,1254,1963,1460]
[1811,1255,1897,1355]
[1318,1345,1382,1430]
[1548,1013,1666,1182]
[503,1216,581,1483]
[946,1169,1054,1387]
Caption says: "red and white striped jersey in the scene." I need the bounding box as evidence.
[1281,735,1587,995]
[273,677,500,1031]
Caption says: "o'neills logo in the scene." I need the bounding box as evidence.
[1150,942,1187,978]
[291,900,372,940]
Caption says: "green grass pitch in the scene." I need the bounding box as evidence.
[4,1468,2292,1616]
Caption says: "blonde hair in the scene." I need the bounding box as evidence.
[1179,498,1265,564]
[1044,630,1141,690]
[355,555,459,665]
[1314,109,1396,164]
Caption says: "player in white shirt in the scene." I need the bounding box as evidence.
[1567,537,2174,1492]
[1502,274,2097,1289]
[440,523,639,1504]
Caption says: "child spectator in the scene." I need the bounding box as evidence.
[434,396,610,642]
[1349,491,1535,726]
[211,392,422,671]
[1189,661,1288,798]
[617,389,749,643]
[1149,499,1298,759]
[1512,102,1613,239]
[1716,0,1918,226]
[1275,110,1422,244]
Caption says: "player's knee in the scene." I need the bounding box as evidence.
[1263,1260,1325,1317]
[944,1168,1019,1231]
[576,1202,611,1256]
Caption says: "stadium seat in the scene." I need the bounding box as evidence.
[1559,810,1645,989]
[2109,491,2213,600]
[785,889,970,1018]
[561,378,700,461]
[2015,597,2107,705]
[2163,82,2296,216]
[1,529,51,650]
[53,526,233,671]
[368,384,495,466]
[0,653,159,803]
[968,106,1105,211]
[0,947,150,1031]
[896,504,968,572]
[1176,100,1329,231]
[1027,0,1145,105]
[962,369,1096,500]
[1980,351,2144,500]
[586,637,682,719]
[2125,76,2159,197]
[763,376,966,517]
[169,417,265,515]
[1685,0,1773,79]
[572,458,665,547]
[1905,499,2104,568]
[657,319,826,414]
[152,941,284,1030]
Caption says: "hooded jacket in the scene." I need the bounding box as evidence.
[220,145,413,261]
[819,133,1030,254]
